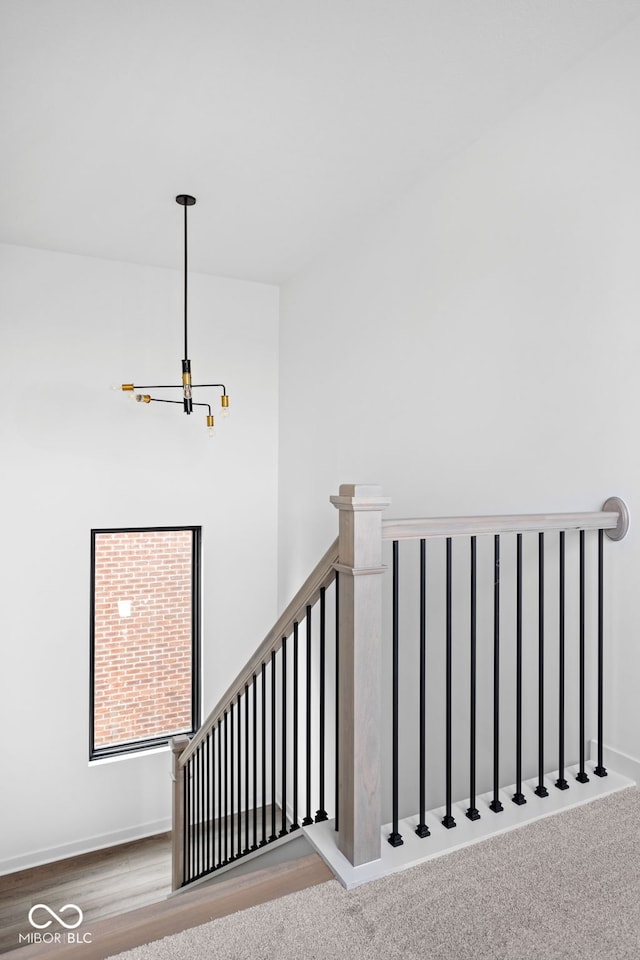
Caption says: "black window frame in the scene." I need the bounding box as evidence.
[89,525,201,760]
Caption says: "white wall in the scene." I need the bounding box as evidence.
[0,243,279,871]
[278,18,640,809]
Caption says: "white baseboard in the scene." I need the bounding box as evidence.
[0,818,171,877]
[589,740,640,783]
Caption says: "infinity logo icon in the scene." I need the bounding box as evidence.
[28,904,84,930]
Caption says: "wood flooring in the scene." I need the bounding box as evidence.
[0,835,332,959]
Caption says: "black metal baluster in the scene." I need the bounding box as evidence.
[244,682,250,853]
[467,536,480,820]
[556,532,569,790]
[201,744,206,874]
[201,743,206,874]
[335,576,340,833]
[190,752,195,881]
[209,732,214,871]
[490,535,504,813]
[217,717,222,866]
[237,692,242,857]
[443,537,456,829]
[270,650,277,841]
[191,754,197,882]
[224,710,229,863]
[184,756,191,883]
[595,529,607,778]
[417,539,431,835]
[205,732,210,872]
[252,675,258,849]
[200,745,204,875]
[388,540,403,846]
[577,530,589,783]
[535,532,549,798]
[196,744,202,877]
[211,731,215,870]
[280,636,288,836]
[302,606,314,827]
[316,588,328,822]
[292,622,300,831]
[230,704,235,859]
[260,662,267,844]
[513,534,526,806]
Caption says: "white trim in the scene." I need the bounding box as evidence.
[589,740,640,782]
[304,762,634,890]
[88,744,170,766]
[0,818,171,877]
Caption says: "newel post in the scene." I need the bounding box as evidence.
[330,483,390,867]
[170,734,190,891]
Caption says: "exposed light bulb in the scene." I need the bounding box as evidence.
[208,426,215,438]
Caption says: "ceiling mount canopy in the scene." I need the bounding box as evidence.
[115,194,229,437]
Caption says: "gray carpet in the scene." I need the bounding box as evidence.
[111,789,640,960]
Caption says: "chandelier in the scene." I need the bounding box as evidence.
[115,194,229,436]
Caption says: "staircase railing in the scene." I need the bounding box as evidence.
[171,538,339,889]
[380,496,630,846]
[172,484,629,890]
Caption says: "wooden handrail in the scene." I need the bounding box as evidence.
[382,508,624,542]
[179,537,339,766]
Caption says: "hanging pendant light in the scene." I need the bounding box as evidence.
[115,194,229,436]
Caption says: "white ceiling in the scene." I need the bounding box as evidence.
[1,0,639,284]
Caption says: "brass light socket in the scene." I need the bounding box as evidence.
[182,372,192,386]
[221,394,229,408]
[135,394,152,404]
[206,415,215,428]
[122,384,134,391]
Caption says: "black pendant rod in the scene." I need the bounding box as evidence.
[176,194,196,360]
[183,200,188,360]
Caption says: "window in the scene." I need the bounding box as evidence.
[90,526,201,759]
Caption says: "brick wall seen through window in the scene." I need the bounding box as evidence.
[90,527,200,758]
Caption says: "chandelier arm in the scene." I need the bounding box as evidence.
[144,397,212,414]
[148,397,213,418]
[132,384,183,390]
[191,402,213,415]
[191,384,227,392]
